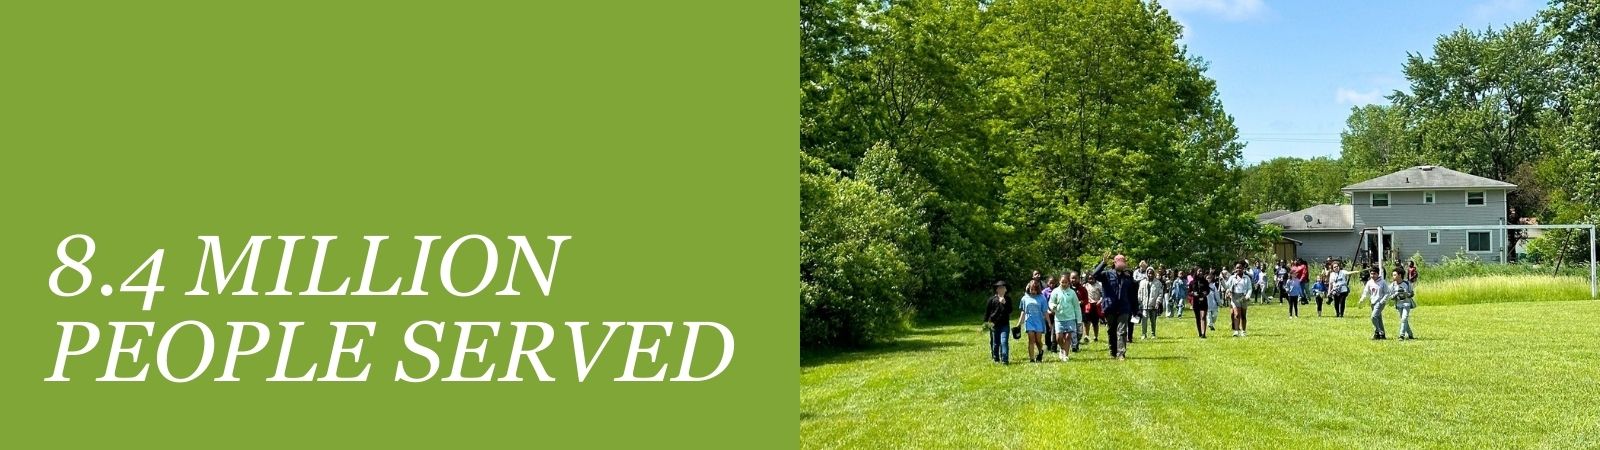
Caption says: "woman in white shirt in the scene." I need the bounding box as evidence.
[1328,261,1351,318]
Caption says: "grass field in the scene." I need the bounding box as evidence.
[801,298,1600,449]
[1421,275,1593,306]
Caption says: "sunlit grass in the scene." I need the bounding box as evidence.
[802,299,1600,448]
[1420,275,1592,306]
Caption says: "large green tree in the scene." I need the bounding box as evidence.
[800,0,1262,347]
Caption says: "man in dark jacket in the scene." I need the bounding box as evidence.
[1091,252,1139,360]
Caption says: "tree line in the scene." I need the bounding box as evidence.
[801,0,1266,347]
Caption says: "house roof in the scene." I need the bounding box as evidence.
[1343,165,1516,191]
[1256,209,1292,221]
[1261,204,1354,232]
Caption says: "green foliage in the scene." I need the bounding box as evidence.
[800,0,1266,347]
[800,152,920,347]
[1239,156,1349,213]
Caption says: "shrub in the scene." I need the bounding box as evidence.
[801,153,920,347]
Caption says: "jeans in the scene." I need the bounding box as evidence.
[1141,309,1160,338]
[1168,297,1184,317]
[1207,299,1219,329]
[1370,302,1387,337]
[989,326,1010,362]
[1398,309,1413,338]
[1107,313,1132,357]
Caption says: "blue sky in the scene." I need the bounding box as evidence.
[1163,0,1546,163]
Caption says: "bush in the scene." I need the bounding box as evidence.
[801,153,920,347]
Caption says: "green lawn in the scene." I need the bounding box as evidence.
[801,299,1600,449]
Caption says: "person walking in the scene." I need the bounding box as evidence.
[1363,268,1390,339]
[1024,280,1049,360]
[1406,261,1420,284]
[1226,267,1252,337]
[1329,260,1351,318]
[1189,269,1211,338]
[1311,272,1329,316]
[1019,280,1049,362]
[1293,258,1310,306]
[1275,260,1289,303]
[1285,262,1305,318]
[1392,271,1417,340]
[1049,273,1082,358]
[1169,270,1188,318]
[1081,275,1102,344]
[1090,252,1138,360]
[1042,275,1060,354]
[1139,268,1165,339]
[1251,263,1266,304]
[983,281,1013,364]
[1206,269,1222,331]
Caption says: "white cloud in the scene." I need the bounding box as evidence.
[1162,0,1266,21]
[1335,88,1383,105]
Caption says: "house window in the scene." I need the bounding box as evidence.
[1467,231,1492,252]
[1371,192,1390,208]
[1428,230,1439,244]
[1466,191,1486,206]
[1424,191,1435,204]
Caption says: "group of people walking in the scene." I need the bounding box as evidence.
[982,253,1422,364]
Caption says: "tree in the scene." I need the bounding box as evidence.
[1391,21,1558,217]
[799,0,1263,347]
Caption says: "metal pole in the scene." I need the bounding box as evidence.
[1500,219,1507,263]
[1377,227,1385,278]
[1589,225,1596,299]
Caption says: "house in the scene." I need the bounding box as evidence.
[1260,165,1515,264]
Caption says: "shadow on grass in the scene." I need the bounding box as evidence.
[801,337,962,368]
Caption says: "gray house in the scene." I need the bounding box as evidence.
[1261,165,1516,264]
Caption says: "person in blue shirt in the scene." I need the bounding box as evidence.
[1311,273,1328,316]
[1018,280,1050,363]
[1168,270,1188,318]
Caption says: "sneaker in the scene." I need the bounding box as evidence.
[1232,331,1240,337]
[1241,331,1247,337]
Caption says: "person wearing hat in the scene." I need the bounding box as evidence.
[983,280,1013,364]
[1090,251,1139,360]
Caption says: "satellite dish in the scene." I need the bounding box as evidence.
[1303,214,1313,223]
